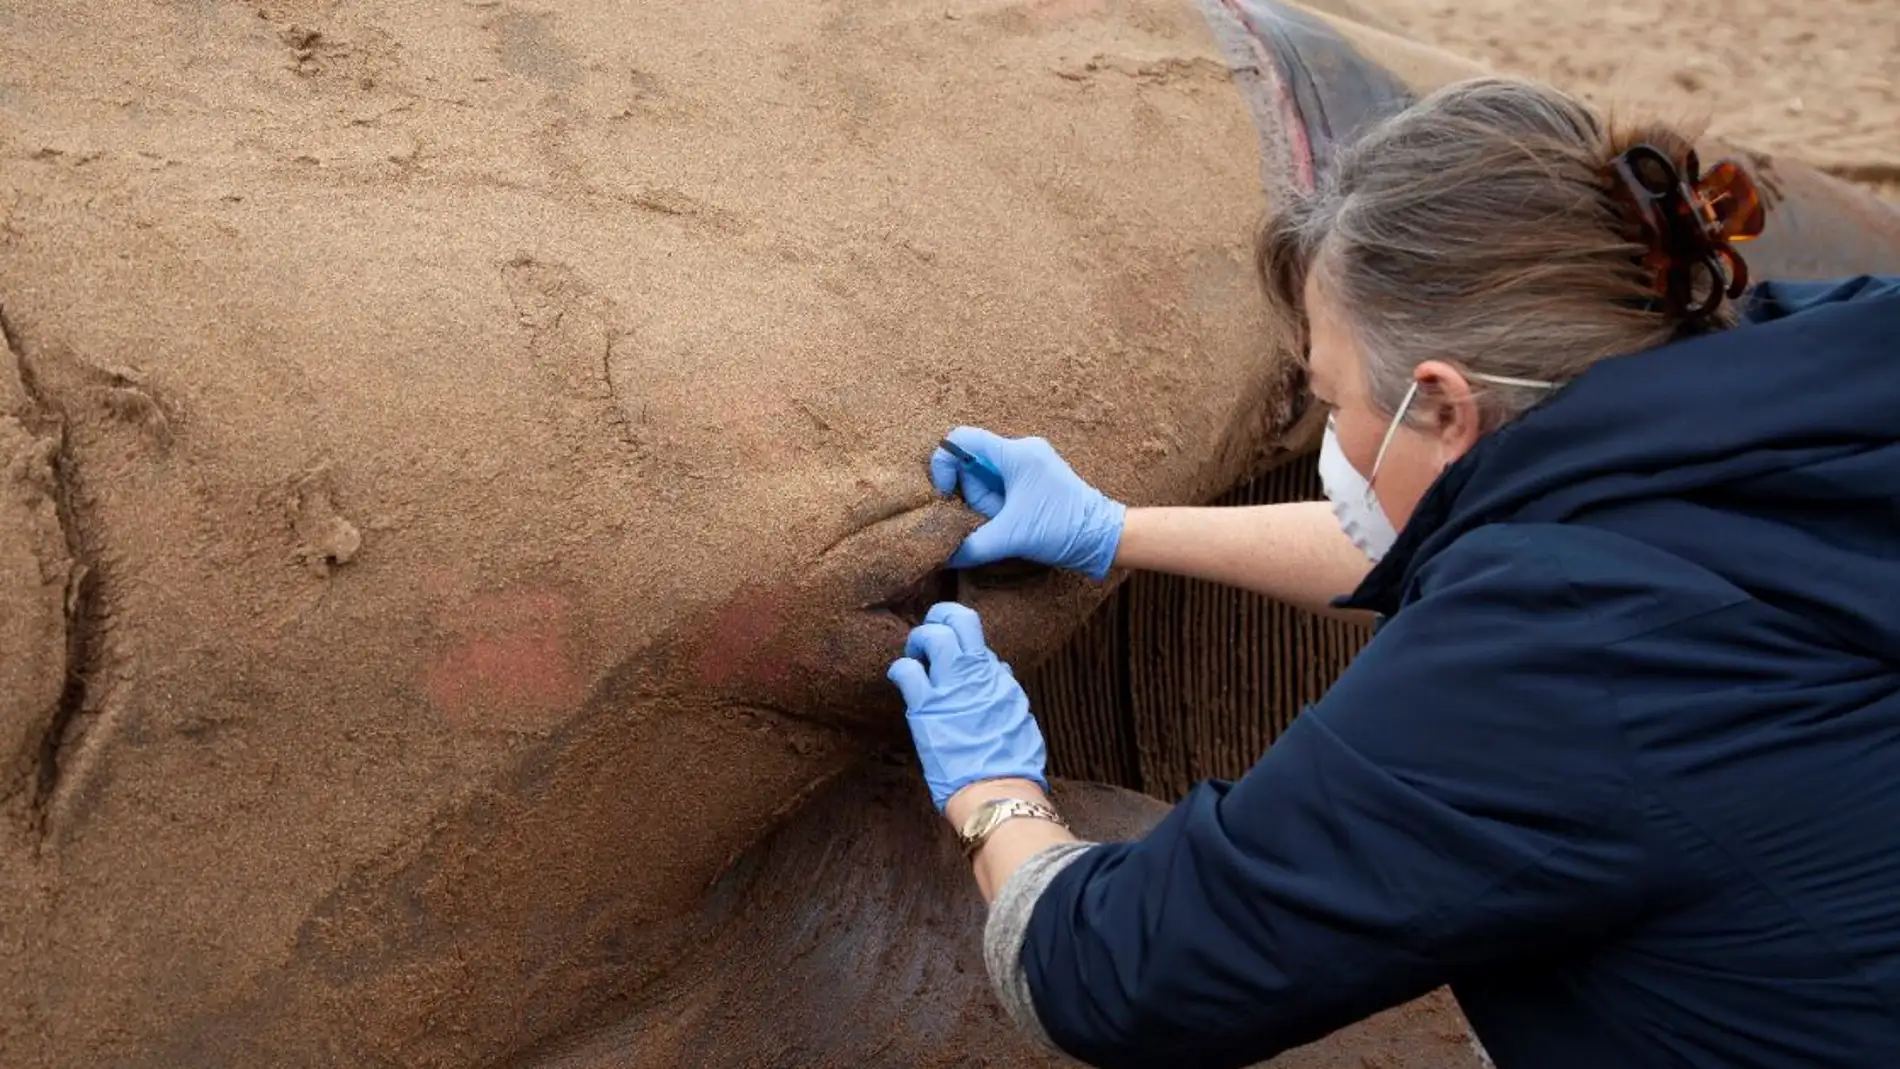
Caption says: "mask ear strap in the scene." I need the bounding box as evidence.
[1468,371,1560,390]
[1366,380,1420,488]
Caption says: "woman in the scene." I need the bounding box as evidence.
[885,76,1900,1069]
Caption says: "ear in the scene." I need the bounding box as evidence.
[1412,360,1484,468]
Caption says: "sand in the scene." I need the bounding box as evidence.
[1385,0,1900,200]
[0,0,1894,1067]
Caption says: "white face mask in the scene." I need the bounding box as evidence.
[1318,372,1559,562]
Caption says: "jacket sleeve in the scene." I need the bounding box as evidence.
[1013,527,1666,1069]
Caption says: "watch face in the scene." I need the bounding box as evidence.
[959,802,1009,850]
[960,799,1063,856]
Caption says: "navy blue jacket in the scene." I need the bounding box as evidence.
[1021,275,1900,1068]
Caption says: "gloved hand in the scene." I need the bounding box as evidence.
[886,601,1049,812]
[930,426,1127,581]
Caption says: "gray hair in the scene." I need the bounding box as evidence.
[1258,76,1739,430]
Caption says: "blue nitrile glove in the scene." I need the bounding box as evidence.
[929,426,1127,581]
[886,601,1049,812]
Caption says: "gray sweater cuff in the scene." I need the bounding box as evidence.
[982,840,1100,1054]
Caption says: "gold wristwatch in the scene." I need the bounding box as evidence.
[955,797,1069,857]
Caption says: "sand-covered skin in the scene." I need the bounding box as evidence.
[0,2,1288,1066]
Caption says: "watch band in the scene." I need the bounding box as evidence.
[956,797,1069,857]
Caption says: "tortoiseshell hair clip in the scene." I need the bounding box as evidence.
[1608,143,1767,322]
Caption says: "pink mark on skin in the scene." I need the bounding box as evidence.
[694,588,799,690]
[423,589,585,733]
[1214,0,1319,193]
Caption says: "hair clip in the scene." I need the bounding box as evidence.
[1608,143,1766,322]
